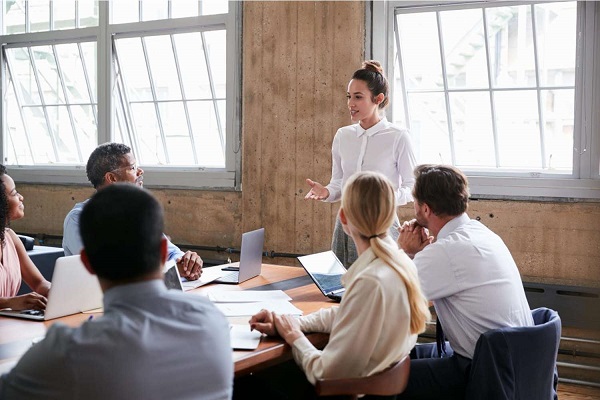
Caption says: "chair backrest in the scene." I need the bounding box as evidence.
[465,307,561,400]
[314,356,410,400]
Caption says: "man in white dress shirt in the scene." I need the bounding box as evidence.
[397,164,533,399]
[0,184,233,400]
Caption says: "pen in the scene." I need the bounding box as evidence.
[88,315,94,321]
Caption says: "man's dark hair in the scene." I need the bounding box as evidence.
[86,143,131,188]
[79,183,164,281]
[0,165,9,244]
[412,164,470,217]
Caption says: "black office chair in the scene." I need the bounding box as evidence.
[17,234,35,250]
[465,307,561,400]
[314,355,410,400]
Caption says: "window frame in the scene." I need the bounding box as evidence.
[371,0,600,200]
[0,1,242,189]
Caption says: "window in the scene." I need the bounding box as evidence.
[372,1,600,199]
[1,0,240,188]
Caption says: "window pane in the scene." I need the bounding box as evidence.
[397,12,444,91]
[52,0,75,30]
[71,104,98,154]
[171,0,199,18]
[145,35,182,101]
[5,48,43,105]
[535,2,576,87]
[32,46,66,105]
[23,106,55,163]
[440,9,489,89]
[79,1,99,28]
[47,106,78,162]
[141,0,168,22]
[131,103,167,164]
[449,92,495,167]
[159,102,196,165]
[55,44,92,104]
[204,30,227,98]
[5,81,33,164]
[175,32,212,99]
[111,0,139,24]
[81,42,97,101]
[189,101,225,167]
[3,0,25,34]
[29,0,50,32]
[541,89,574,171]
[494,90,541,169]
[487,5,537,88]
[200,1,227,16]
[406,93,452,165]
[115,38,153,101]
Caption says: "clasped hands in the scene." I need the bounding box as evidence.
[177,250,203,281]
[397,219,433,258]
[249,309,303,344]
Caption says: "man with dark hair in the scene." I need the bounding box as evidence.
[1,184,233,399]
[63,142,203,280]
[397,164,533,399]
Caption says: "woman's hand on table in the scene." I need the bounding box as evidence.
[272,313,303,344]
[249,309,278,336]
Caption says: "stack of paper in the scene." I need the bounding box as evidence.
[210,290,302,317]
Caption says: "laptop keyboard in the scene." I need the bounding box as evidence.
[21,309,44,316]
[217,271,239,283]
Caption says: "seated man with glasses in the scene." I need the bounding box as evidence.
[62,142,203,280]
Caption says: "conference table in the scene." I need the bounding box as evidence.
[0,264,334,377]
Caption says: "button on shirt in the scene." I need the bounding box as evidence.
[325,118,416,205]
[414,213,534,359]
[0,280,233,400]
[63,199,184,260]
[292,242,418,384]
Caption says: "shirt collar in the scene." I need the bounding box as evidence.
[437,213,470,240]
[355,117,389,138]
[342,246,377,287]
[103,279,167,310]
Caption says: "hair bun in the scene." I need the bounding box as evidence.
[362,60,384,75]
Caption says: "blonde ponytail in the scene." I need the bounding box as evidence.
[342,172,431,334]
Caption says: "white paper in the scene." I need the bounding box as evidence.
[230,324,262,350]
[181,267,230,291]
[208,290,292,303]
[214,301,303,317]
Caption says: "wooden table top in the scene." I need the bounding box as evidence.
[0,264,335,377]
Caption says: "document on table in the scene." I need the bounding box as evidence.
[230,324,262,350]
[208,290,292,303]
[215,301,303,317]
[181,267,230,291]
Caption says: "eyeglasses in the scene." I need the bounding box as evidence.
[110,163,138,173]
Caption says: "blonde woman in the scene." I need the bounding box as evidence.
[250,171,430,390]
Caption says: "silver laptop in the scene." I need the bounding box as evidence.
[0,255,103,321]
[214,228,265,284]
[163,259,183,291]
[298,251,347,302]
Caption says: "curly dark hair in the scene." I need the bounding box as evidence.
[86,143,132,188]
[0,165,10,244]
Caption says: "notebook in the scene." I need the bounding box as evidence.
[213,228,265,284]
[297,250,347,302]
[0,255,103,321]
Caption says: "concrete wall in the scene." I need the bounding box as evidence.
[10,1,600,287]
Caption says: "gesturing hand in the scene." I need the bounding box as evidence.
[304,179,329,201]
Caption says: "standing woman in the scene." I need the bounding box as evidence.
[250,171,430,391]
[305,60,416,267]
[0,165,50,311]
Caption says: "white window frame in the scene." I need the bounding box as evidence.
[0,1,242,189]
[371,0,600,200]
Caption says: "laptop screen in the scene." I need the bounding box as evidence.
[298,251,347,294]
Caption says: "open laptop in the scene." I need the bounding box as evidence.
[0,255,103,321]
[163,259,183,291]
[213,228,265,284]
[298,250,347,302]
